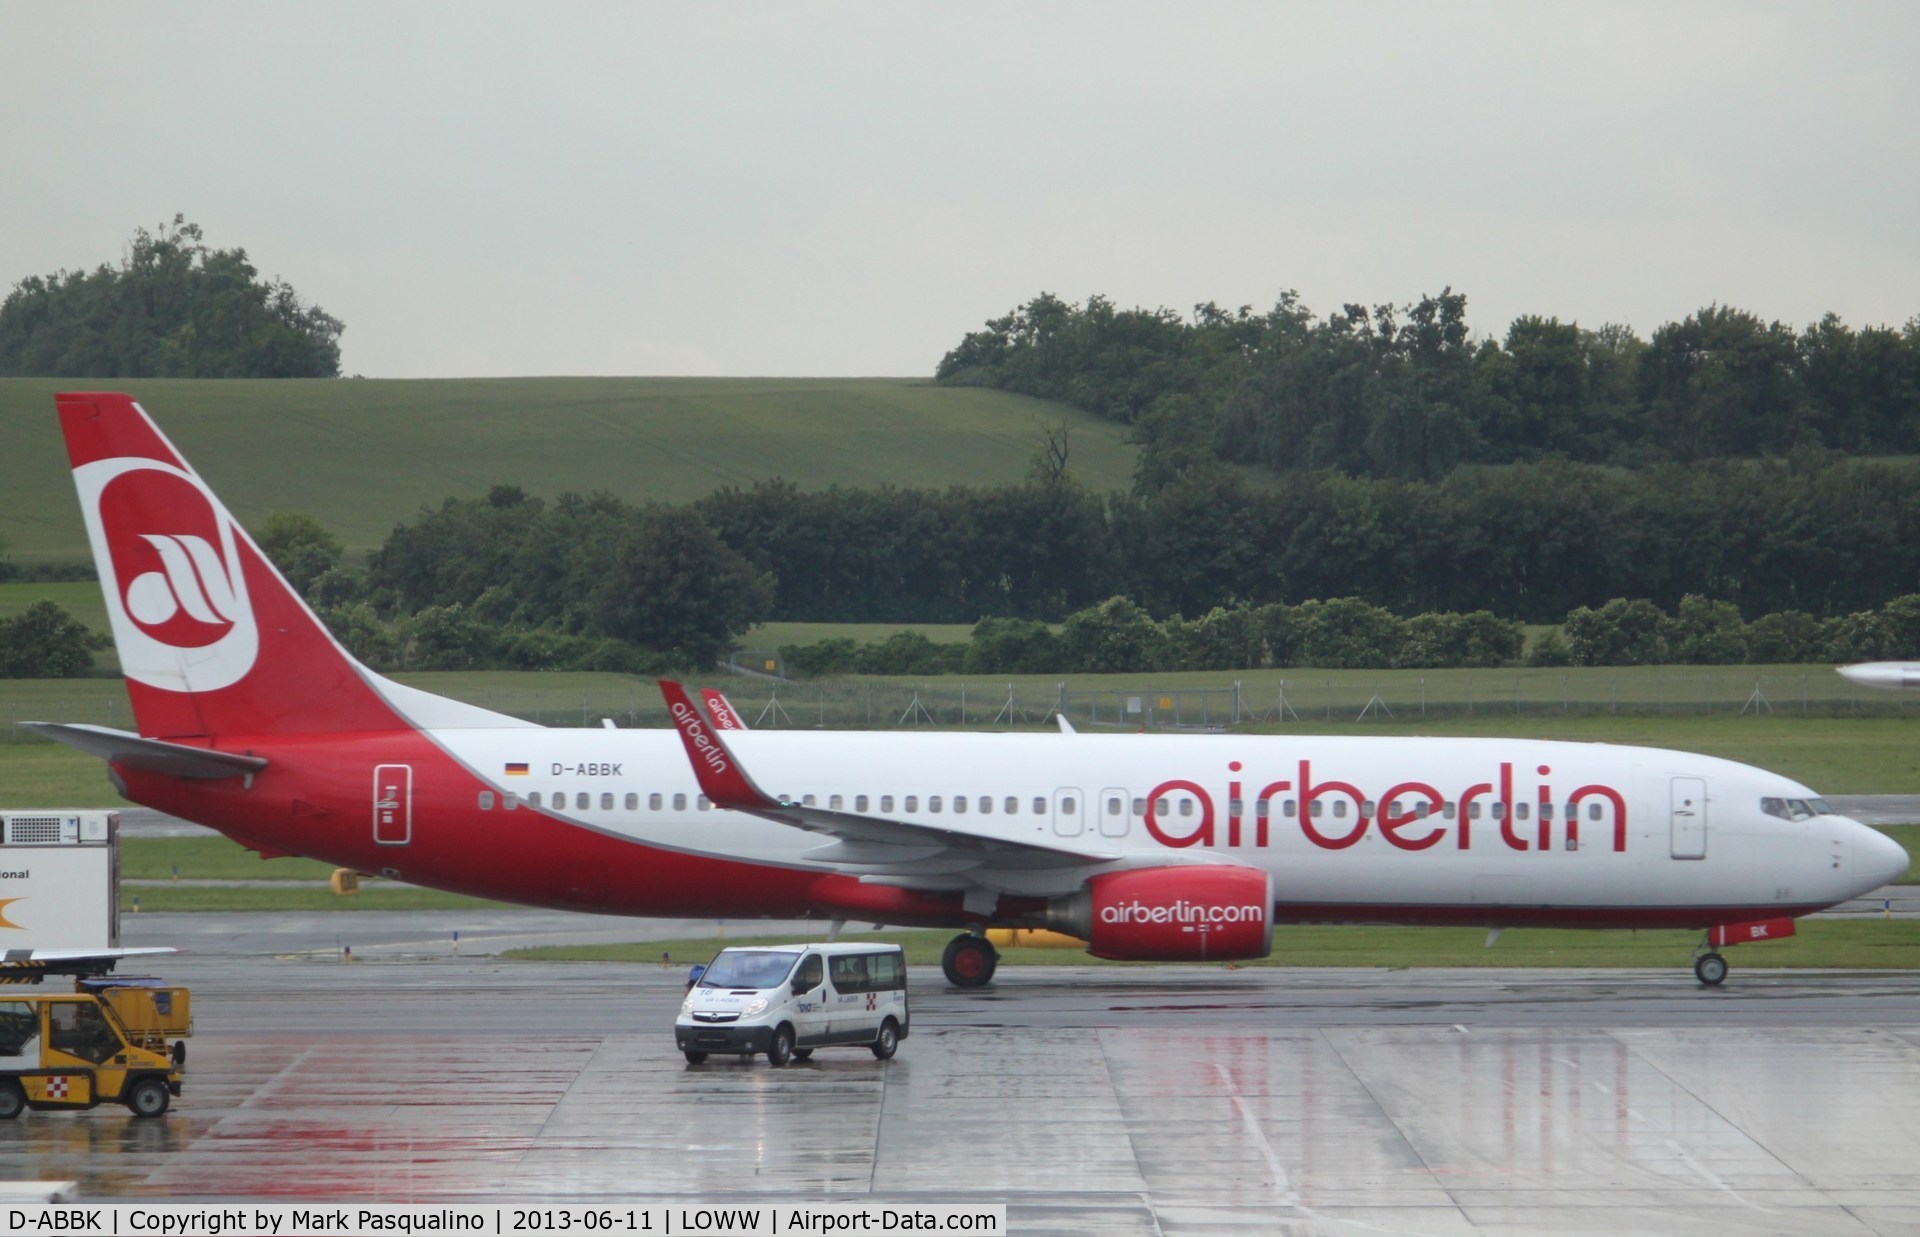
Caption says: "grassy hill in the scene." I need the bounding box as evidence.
[0,377,1138,563]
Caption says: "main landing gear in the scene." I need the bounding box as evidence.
[941,933,999,987]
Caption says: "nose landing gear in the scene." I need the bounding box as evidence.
[1693,950,1729,986]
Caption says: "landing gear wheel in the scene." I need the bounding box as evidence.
[683,1049,708,1064]
[0,1080,22,1120]
[792,1048,813,1061]
[126,1077,171,1118]
[942,934,999,987]
[1694,952,1729,986]
[767,1025,796,1067]
[871,1018,899,1060]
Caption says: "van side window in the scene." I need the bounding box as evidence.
[867,951,904,991]
[829,953,873,994]
[0,1001,35,1057]
[795,954,823,992]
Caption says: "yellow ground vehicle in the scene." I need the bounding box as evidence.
[0,984,186,1118]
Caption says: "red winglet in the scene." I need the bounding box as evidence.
[702,688,748,731]
[660,680,775,810]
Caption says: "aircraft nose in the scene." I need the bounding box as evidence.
[1853,822,1910,890]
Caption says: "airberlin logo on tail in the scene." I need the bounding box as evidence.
[76,457,260,693]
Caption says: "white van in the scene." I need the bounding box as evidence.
[676,942,909,1066]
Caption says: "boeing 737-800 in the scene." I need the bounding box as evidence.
[25,393,1909,988]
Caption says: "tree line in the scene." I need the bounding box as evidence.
[938,291,1920,483]
[775,592,1920,679]
[0,216,343,378]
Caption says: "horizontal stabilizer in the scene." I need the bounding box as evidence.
[19,722,267,780]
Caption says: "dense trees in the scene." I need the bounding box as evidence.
[939,291,1920,483]
[0,217,343,378]
[0,601,105,677]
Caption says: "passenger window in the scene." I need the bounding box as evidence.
[803,794,817,807]
[1131,797,1145,817]
[1309,801,1322,818]
[856,795,869,812]
[1360,800,1374,817]
[1469,803,1482,820]
[649,793,663,811]
[1005,797,1018,814]
[1284,800,1297,818]
[673,793,687,811]
[1491,803,1506,820]
[1333,801,1348,819]
[478,791,494,810]
[624,793,638,810]
[1442,802,1455,819]
[953,796,967,814]
[1155,798,1170,816]
[601,793,614,810]
[1254,799,1268,818]
[504,793,520,811]
[1540,803,1553,820]
[930,796,943,813]
[576,792,590,810]
[905,796,918,813]
[1228,798,1244,816]
[881,795,895,812]
[1033,797,1046,815]
[1178,798,1193,817]
[528,791,543,808]
[698,795,711,811]
[1516,803,1530,820]
[980,796,992,814]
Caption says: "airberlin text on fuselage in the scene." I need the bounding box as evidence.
[1144,760,1629,854]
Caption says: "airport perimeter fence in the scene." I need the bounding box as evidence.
[7,669,1920,741]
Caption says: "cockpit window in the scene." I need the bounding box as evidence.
[1809,798,1834,816]
[1761,797,1789,820]
[1787,800,1814,821]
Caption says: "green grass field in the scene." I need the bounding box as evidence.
[120,885,508,913]
[0,377,1137,564]
[508,920,1920,971]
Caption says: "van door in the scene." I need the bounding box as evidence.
[1670,777,1707,860]
[788,953,830,1047]
[827,952,880,1044]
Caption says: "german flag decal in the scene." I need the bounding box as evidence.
[504,762,530,776]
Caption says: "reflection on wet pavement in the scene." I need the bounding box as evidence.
[1,961,1917,1233]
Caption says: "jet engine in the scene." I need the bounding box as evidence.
[1046,865,1273,962]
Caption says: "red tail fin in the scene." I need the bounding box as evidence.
[58,392,410,739]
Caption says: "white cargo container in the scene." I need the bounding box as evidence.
[0,811,119,950]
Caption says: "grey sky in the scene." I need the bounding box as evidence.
[4,2,1915,378]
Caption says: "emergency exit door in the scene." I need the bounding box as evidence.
[1670,777,1706,860]
[374,764,412,845]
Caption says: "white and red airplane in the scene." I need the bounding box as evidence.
[26,393,1910,987]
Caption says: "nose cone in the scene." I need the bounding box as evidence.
[1839,662,1920,690]
[1854,823,1911,890]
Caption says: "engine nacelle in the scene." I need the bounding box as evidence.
[1047,865,1273,962]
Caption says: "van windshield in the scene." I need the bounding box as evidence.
[699,951,799,990]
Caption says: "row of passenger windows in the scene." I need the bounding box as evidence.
[473,788,1610,822]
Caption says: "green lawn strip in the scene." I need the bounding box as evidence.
[505,919,1920,970]
[120,885,510,912]
[119,836,337,881]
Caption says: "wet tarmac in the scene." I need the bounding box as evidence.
[7,921,1920,1233]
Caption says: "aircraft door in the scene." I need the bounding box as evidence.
[374,764,413,845]
[1670,777,1707,860]
[1098,788,1132,838]
[1052,788,1085,837]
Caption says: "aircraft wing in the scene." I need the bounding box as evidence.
[0,946,178,979]
[19,722,267,780]
[659,680,1117,873]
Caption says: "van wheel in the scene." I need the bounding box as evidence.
[683,1050,708,1064]
[871,1018,899,1060]
[126,1077,171,1118]
[767,1025,795,1067]
[792,1048,813,1061]
[942,935,998,987]
[0,1080,23,1119]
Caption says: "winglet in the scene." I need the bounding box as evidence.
[660,680,777,810]
[702,688,749,731]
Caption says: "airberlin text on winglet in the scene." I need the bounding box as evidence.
[1144,759,1629,853]
[667,699,731,777]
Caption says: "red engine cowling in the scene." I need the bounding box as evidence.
[1048,865,1273,962]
